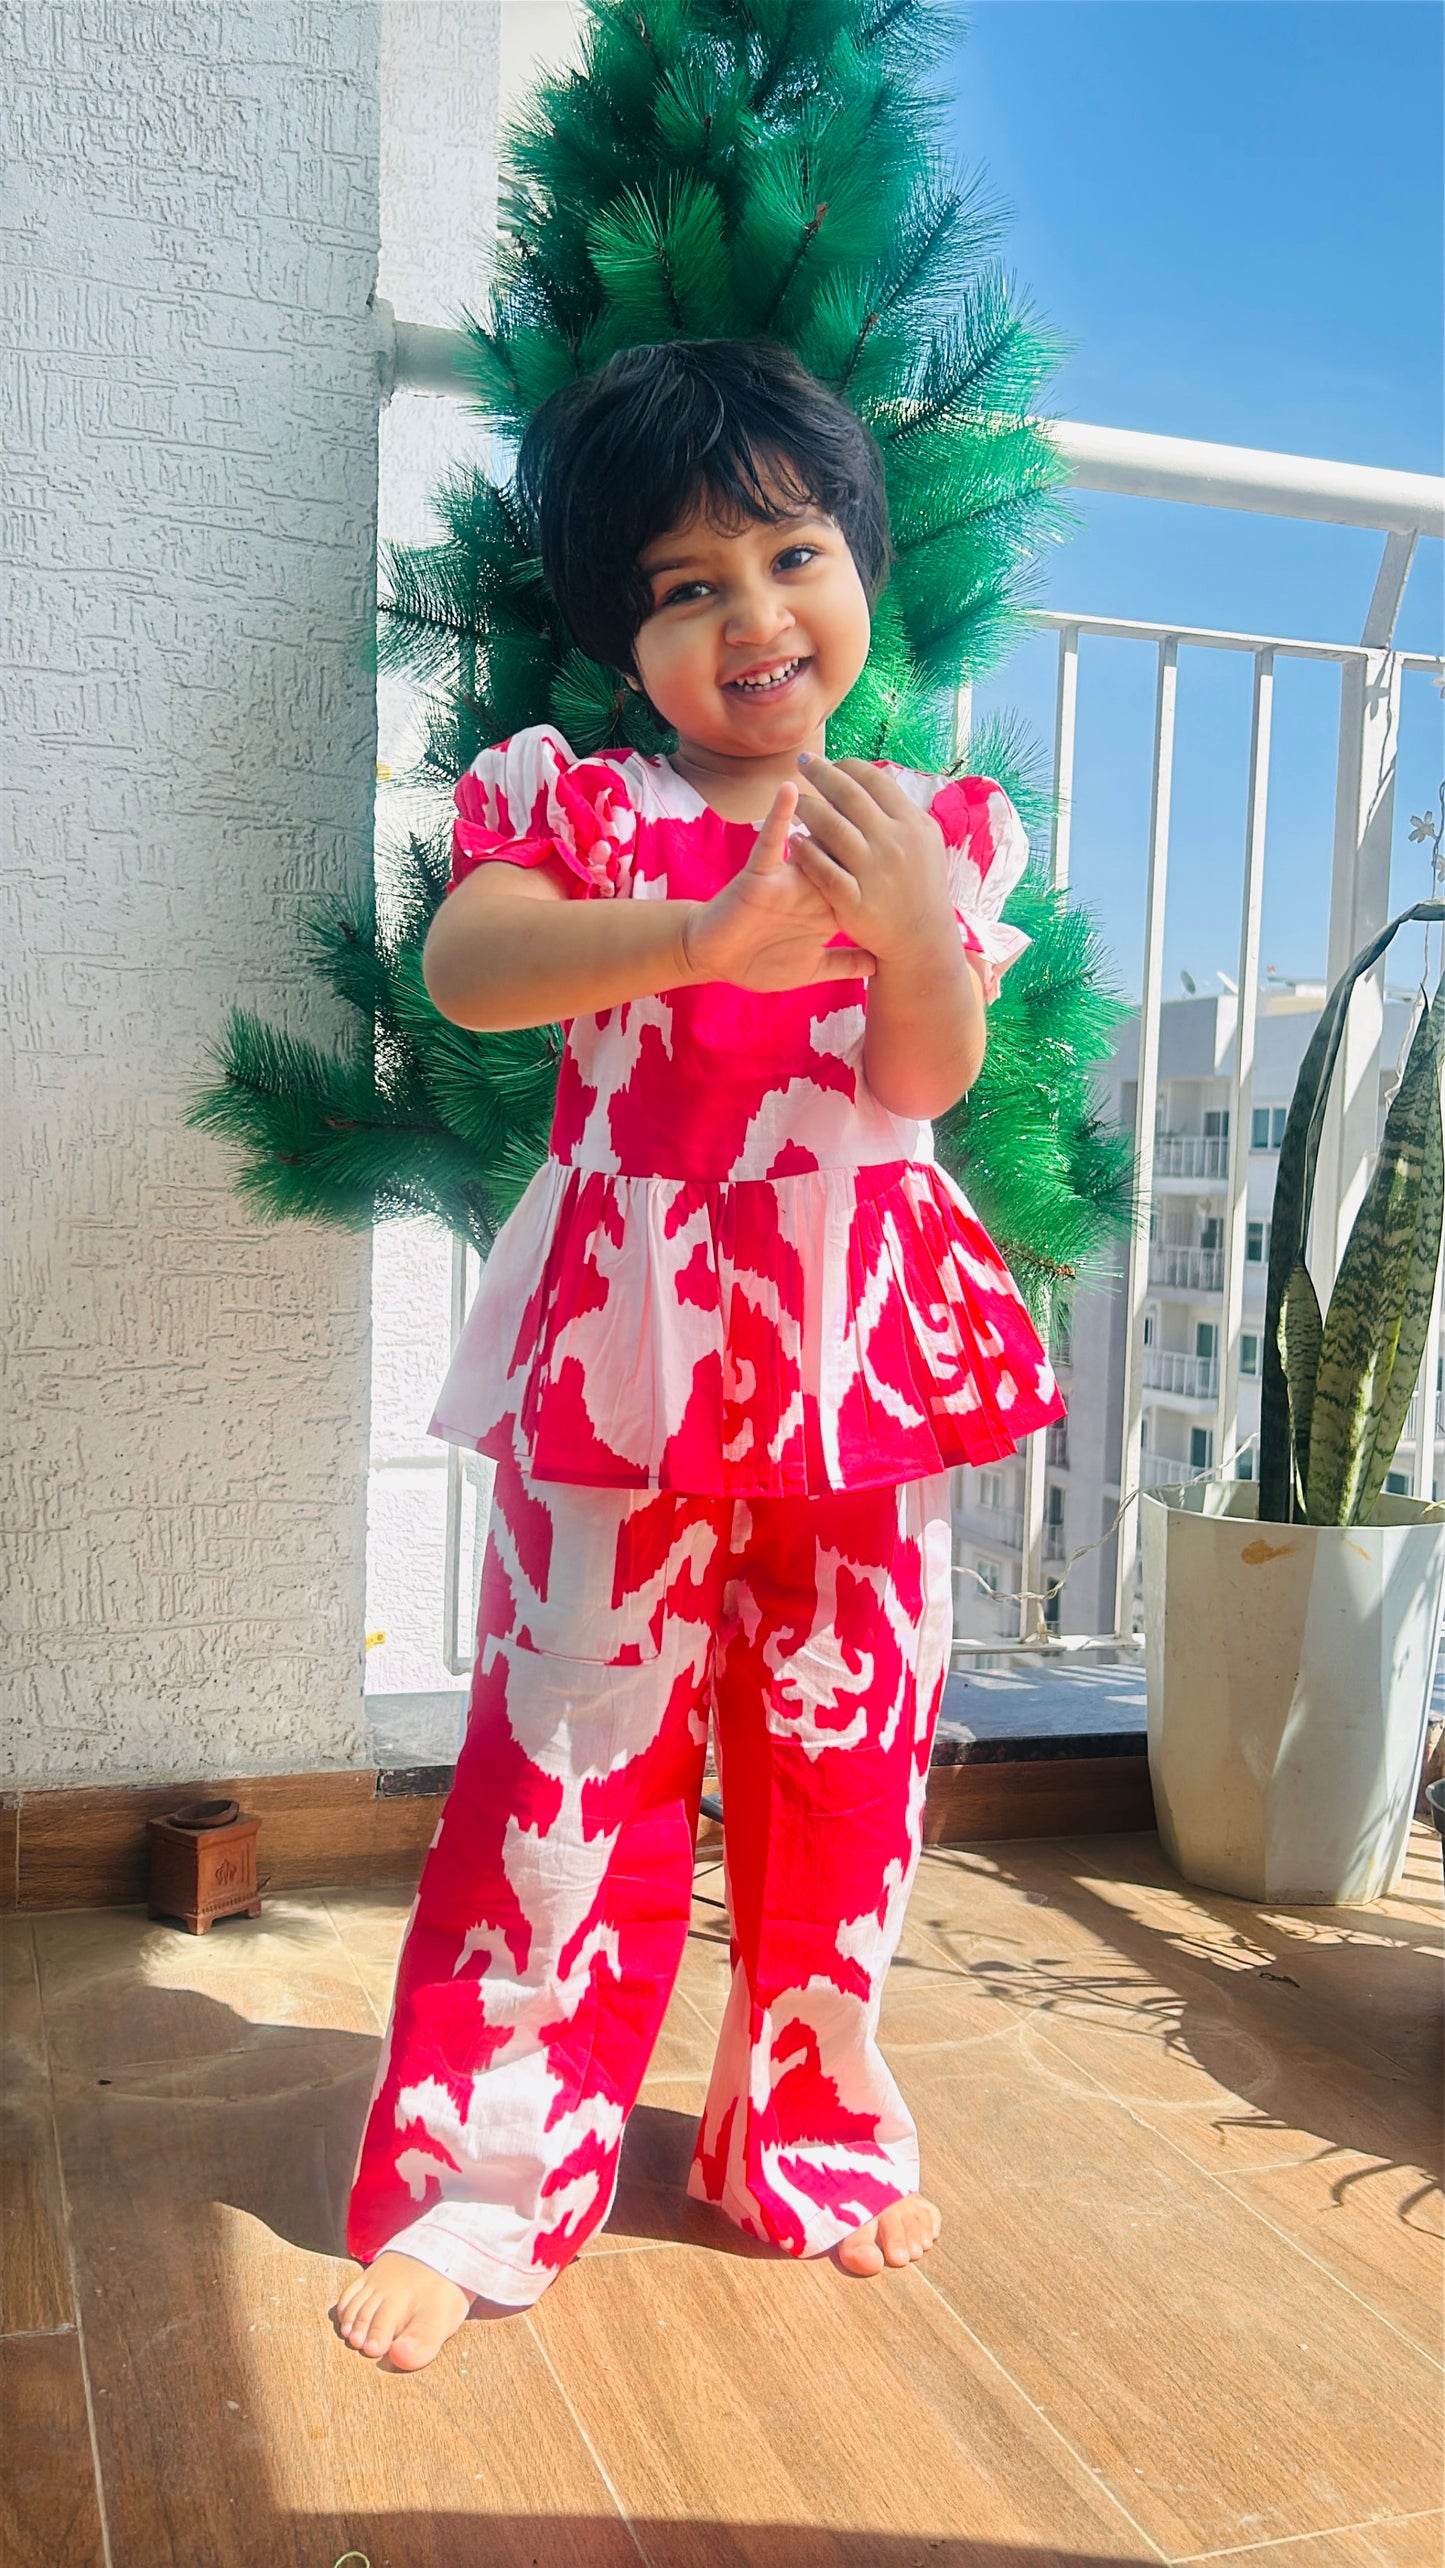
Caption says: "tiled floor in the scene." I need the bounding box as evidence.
[3,1828,1440,2567]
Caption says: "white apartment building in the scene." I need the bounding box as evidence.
[952,979,1444,1644]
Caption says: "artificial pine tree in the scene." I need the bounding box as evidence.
[191,0,1132,1315]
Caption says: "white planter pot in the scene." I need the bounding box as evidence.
[1141,1482,1445,1904]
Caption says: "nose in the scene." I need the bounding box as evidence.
[722,574,796,648]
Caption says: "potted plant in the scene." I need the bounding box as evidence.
[1141,900,1445,1903]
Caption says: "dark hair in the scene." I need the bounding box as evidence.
[516,338,891,673]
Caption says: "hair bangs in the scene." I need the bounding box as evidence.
[518,340,892,676]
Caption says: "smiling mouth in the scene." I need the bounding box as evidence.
[724,657,809,696]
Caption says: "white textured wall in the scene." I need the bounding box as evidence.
[364,0,581,1718]
[4,2,382,1785]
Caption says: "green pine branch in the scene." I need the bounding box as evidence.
[196,0,1132,1294]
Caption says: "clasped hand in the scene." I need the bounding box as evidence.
[680,756,956,994]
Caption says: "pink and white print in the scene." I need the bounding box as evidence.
[430,726,1066,1497]
[347,1460,954,2303]
[346,726,1068,2298]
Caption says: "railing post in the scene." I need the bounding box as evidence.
[1114,639,1178,1635]
[442,1234,473,1676]
[1216,650,1273,1472]
[1018,1412,1047,1641]
[1050,624,1079,891]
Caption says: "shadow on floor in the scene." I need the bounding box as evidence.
[279,2523,1156,2566]
[921,1838,1444,2206]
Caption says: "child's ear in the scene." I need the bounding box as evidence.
[622,673,642,694]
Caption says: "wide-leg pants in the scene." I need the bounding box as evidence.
[347,1460,954,2307]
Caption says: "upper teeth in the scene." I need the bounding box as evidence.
[731,660,801,692]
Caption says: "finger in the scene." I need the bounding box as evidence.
[789,832,864,914]
[795,788,870,871]
[798,754,892,835]
[746,782,799,876]
[830,757,919,823]
[814,943,875,980]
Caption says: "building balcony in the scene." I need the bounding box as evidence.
[1153,1133,1230,1185]
[975,1508,1024,1551]
[1142,1349,1219,1399]
[1147,1246,1224,1293]
[1140,1447,1210,1490]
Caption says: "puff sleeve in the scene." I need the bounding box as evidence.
[449,725,639,902]
[926,774,1032,1002]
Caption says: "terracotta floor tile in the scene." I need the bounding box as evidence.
[33,1900,379,2075]
[1185,2512,1444,2566]
[906,2046,1442,2559]
[0,1921,72,2333]
[0,2331,106,2568]
[49,2006,634,2565]
[317,1883,413,2020]
[19,1839,1438,2568]
[1023,1988,1441,2360]
[1050,1831,1443,2085]
[531,2239,1158,2564]
[1209,2152,1442,2361]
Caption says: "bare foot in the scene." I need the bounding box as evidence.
[836,2194,941,2277]
[333,2251,473,2370]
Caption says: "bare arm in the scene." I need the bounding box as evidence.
[861,941,986,1120]
[422,782,875,1032]
[790,756,987,1118]
[424,859,694,1030]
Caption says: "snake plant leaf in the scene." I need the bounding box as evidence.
[1353,983,1445,1516]
[1304,985,1445,1524]
[1278,1261,1323,1508]
[1259,897,1445,1520]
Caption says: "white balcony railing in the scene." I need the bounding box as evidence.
[977,1509,1025,1553]
[1142,1349,1220,1399]
[393,356,1445,1659]
[1153,1134,1229,1180]
[1139,1450,1210,1491]
[1148,1247,1225,1293]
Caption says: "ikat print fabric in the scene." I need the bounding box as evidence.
[347,1462,954,2300]
[428,726,1066,1496]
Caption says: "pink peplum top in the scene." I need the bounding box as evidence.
[427,724,1066,1496]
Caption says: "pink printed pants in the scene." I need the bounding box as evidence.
[347,1461,953,2306]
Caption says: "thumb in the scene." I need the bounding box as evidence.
[746,782,799,876]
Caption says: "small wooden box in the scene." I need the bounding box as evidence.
[147,1801,262,1933]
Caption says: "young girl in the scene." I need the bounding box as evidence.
[336,338,1064,2370]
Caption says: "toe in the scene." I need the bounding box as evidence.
[837,2229,886,2276]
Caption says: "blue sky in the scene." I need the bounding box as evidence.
[946,1,1444,999]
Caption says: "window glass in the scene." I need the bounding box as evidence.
[1246,1221,1265,1262]
[1195,1322,1217,1361]
[1251,1106,1270,1149]
[1240,1333,1259,1375]
[1190,1426,1214,1470]
[1236,1450,1255,1480]
[1385,1471,1410,1496]
[1271,1105,1287,1149]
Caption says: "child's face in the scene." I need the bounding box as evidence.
[630,489,872,759]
